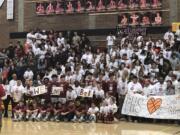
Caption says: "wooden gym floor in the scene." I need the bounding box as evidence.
[0,118,180,135]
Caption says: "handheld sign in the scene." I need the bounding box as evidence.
[79,88,94,98]
[51,87,63,96]
[33,85,47,96]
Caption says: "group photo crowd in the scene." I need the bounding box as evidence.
[0,26,179,124]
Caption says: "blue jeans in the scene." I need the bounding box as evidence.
[107,45,112,53]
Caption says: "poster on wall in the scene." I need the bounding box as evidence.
[150,0,162,9]
[74,0,86,13]
[7,0,14,20]
[36,3,46,15]
[85,0,96,12]
[118,11,163,26]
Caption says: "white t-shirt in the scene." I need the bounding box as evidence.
[24,70,34,80]
[164,32,174,41]
[108,104,118,114]
[11,85,25,102]
[88,107,99,114]
[57,37,65,46]
[100,106,109,114]
[117,79,128,95]
[81,53,93,64]
[106,35,116,46]
[153,82,166,96]
[66,90,77,101]
[94,89,105,98]
[9,79,17,92]
[143,85,154,96]
[127,82,143,94]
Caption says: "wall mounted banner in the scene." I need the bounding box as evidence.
[7,0,14,19]
[0,0,4,7]
[122,94,180,120]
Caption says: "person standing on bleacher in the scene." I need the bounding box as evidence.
[0,79,5,132]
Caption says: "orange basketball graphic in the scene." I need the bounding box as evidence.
[147,97,162,114]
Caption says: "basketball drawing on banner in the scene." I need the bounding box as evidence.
[79,88,94,97]
[147,97,162,114]
[51,86,63,96]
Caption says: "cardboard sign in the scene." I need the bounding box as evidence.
[32,85,47,96]
[51,87,63,96]
[79,88,94,98]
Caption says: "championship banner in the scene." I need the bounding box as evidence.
[79,88,94,98]
[51,86,63,96]
[0,0,4,7]
[7,0,14,19]
[122,94,180,120]
[32,85,47,96]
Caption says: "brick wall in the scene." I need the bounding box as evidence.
[0,0,18,47]
[0,0,175,48]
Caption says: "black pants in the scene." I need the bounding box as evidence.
[3,95,13,118]
[118,95,126,119]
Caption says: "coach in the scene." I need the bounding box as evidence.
[0,81,5,131]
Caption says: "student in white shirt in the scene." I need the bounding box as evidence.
[66,86,77,101]
[11,80,26,119]
[86,103,99,122]
[57,32,65,47]
[143,79,154,96]
[72,81,82,97]
[106,33,116,53]
[9,74,17,94]
[94,82,105,99]
[23,68,34,80]
[127,76,143,94]
[81,50,93,65]
[153,77,166,96]
[164,29,174,41]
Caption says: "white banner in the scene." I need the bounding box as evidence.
[122,94,180,120]
[0,0,4,7]
[51,86,63,96]
[7,0,14,19]
[32,85,47,96]
[79,88,94,98]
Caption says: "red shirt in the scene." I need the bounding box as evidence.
[0,84,5,111]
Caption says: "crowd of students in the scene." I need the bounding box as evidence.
[0,27,179,124]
